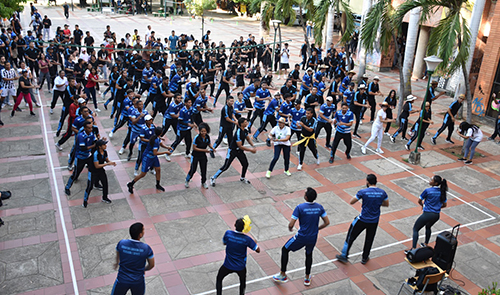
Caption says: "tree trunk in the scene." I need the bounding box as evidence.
[394,34,406,123]
[325,5,335,47]
[260,2,269,39]
[356,0,372,82]
[400,7,421,100]
[298,6,311,56]
[462,63,472,123]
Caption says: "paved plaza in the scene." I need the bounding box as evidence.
[1,4,500,295]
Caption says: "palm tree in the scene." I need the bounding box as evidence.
[357,0,373,82]
[394,0,473,122]
[313,0,355,48]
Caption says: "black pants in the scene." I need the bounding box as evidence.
[66,156,93,189]
[408,122,428,147]
[84,170,108,201]
[269,145,290,171]
[214,150,248,179]
[412,212,440,248]
[280,246,313,275]
[490,118,500,139]
[433,116,454,141]
[214,83,230,106]
[56,102,72,134]
[315,121,332,145]
[330,131,352,158]
[161,118,178,137]
[58,127,73,145]
[342,218,378,260]
[51,90,66,109]
[291,130,301,141]
[351,107,362,135]
[384,108,393,133]
[138,82,150,95]
[299,138,318,165]
[28,60,39,77]
[192,112,203,126]
[122,126,132,148]
[244,99,253,120]
[255,114,276,137]
[171,129,192,155]
[216,265,246,295]
[393,117,408,139]
[368,97,376,121]
[187,155,208,183]
[213,124,234,149]
[249,108,264,131]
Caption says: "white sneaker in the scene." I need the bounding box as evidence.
[25,103,29,107]
[50,108,54,114]
[165,154,171,162]
[376,148,384,154]
[36,102,41,107]
[7,102,13,106]
[384,132,391,136]
[297,164,303,171]
[109,131,114,138]
[118,147,125,154]
[134,170,139,176]
[184,153,190,158]
[101,93,106,99]
[359,121,363,125]
[49,90,53,94]
[95,108,101,112]
[55,143,63,151]
[150,169,156,175]
[184,180,189,188]
[222,138,228,145]
[180,141,185,146]
[361,146,366,154]
[316,157,320,165]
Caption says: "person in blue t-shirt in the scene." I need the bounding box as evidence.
[253,92,281,146]
[336,174,389,265]
[216,218,260,295]
[127,99,149,161]
[169,98,195,157]
[112,222,155,295]
[329,103,354,163]
[409,175,447,251]
[273,187,329,286]
[315,96,336,148]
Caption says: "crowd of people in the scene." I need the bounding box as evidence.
[0,5,485,294]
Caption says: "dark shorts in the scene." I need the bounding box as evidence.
[111,279,145,295]
[284,235,316,254]
[236,79,245,87]
[280,63,290,70]
[142,156,160,173]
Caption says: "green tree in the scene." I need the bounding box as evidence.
[0,0,26,18]
[394,0,473,122]
[184,0,216,39]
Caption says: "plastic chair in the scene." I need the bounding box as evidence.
[397,270,446,295]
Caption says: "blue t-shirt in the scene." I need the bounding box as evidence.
[278,101,293,119]
[116,239,154,284]
[177,106,193,131]
[292,202,327,242]
[264,98,280,116]
[340,76,351,92]
[192,95,208,114]
[143,138,160,159]
[76,131,96,159]
[291,108,306,131]
[254,88,270,109]
[301,74,312,91]
[356,187,388,223]
[242,84,257,101]
[121,97,133,117]
[420,187,446,214]
[164,101,183,119]
[318,103,336,123]
[317,81,326,96]
[141,68,153,84]
[169,35,179,49]
[334,110,354,133]
[222,230,258,271]
[234,100,246,115]
[343,88,355,105]
[169,74,181,92]
[130,108,149,134]
[139,125,155,149]
[148,76,161,94]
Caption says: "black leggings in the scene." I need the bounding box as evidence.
[214,150,248,179]
[433,116,454,141]
[214,83,230,106]
[51,90,66,109]
[161,118,178,137]
[187,155,208,184]
[384,108,393,133]
[393,117,408,139]
[216,265,246,295]
[280,246,313,275]
[249,108,264,131]
[412,212,440,248]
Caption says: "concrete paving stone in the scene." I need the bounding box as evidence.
[87,275,169,295]
[435,166,500,194]
[99,118,116,129]
[266,246,337,281]
[343,183,416,214]
[155,213,229,260]
[0,159,48,178]
[0,241,63,294]
[392,175,462,199]
[178,256,272,294]
[301,278,365,295]
[212,180,267,203]
[0,138,45,158]
[389,215,451,240]
[441,202,499,231]
[454,242,500,289]
[124,160,186,190]
[316,164,367,185]
[356,133,409,152]
[477,160,500,174]
[300,145,332,166]
[401,150,456,168]
[245,148,296,174]
[365,262,412,295]
[260,170,322,195]
[361,157,413,176]
[488,234,500,248]
[140,188,210,216]
[486,195,500,209]
[0,125,41,138]
[324,226,407,262]
[0,209,56,242]
[76,229,129,279]
[284,191,360,225]
[331,139,365,160]
[63,170,123,201]
[232,204,291,241]
[206,152,241,178]
[4,111,39,125]
[0,178,52,208]
[477,140,500,156]
[70,198,134,229]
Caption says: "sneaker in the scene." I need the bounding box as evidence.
[359,121,363,125]
[304,276,311,286]
[165,154,171,162]
[109,131,114,138]
[361,146,366,154]
[329,157,334,164]
[316,157,320,165]
[65,188,71,196]
[266,170,271,178]
[266,139,271,147]
[361,257,370,265]
[325,144,332,149]
[0,120,3,126]
[445,139,455,144]
[10,110,15,117]
[184,153,190,158]
[150,169,156,175]
[284,170,291,176]
[457,158,466,161]
[156,184,165,192]
[134,169,139,176]
[103,103,108,110]
[95,108,101,113]
[402,137,408,141]
[465,160,473,165]
[118,147,125,154]
[272,273,289,283]
[384,132,391,136]
[127,182,134,194]
[202,182,209,189]
[180,141,185,146]
[353,134,361,139]
[417,146,425,150]
[101,93,106,99]
[346,153,351,159]
[7,102,13,106]
[50,108,54,114]
[30,111,36,116]
[336,254,348,263]
[210,151,215,158]
[185,180,190,188]
[431,137,436,145]
[83,200,88,208]
[102,197,112,204]
[390,136,395,143]
[68,165,74,171]
[127,154,132,161]
[253,136,259,143]
[94,184,103,191]
[240,177,251,184]
[488,137,495,141]
[420,243,427,248]
[55,143,63,151]
[56,130,61,137]
[210,177,216,187]
[49,90,53,94]
[222,138,228,145]
[375,148,384,154]
[405,144,410,151]
[297,164,302,171]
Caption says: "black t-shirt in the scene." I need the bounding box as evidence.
[74,29,83,43]
[19,76,31,93]
[192,134,211,157]
[90,150,107,173]
[368,82,379,100]
[300,116,316,137]
[400,101,412,119]
[97,49,108,65]
[236,65,245,82]
[220,104,234,126]
[281,85,296,97]
[84,36,94,47]
[25,47,40,60]
[230,127,248,150]
[42,18,51,28]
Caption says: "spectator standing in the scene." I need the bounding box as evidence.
[42,16,52,41]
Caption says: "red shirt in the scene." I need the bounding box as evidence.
[68,103,79,128]
[86,73,98,88]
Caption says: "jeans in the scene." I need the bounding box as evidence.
[268,145,290,172]
[85,87,98,108]
[463,138,480,160]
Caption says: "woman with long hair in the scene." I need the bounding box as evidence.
[85,67,106,112]
[407,175,448,252]
[185,122,215,189]
[457,121,483,165]
[383,89,397,135]
[361,101,395,154]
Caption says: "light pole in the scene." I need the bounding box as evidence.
[270,20,281,73]
[409,55,443,165]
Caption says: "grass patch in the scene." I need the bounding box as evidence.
[442,145,484,159]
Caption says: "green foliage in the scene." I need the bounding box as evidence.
[479,282,500,295]
[313,0,355,46]
[0,0,26,18]
[184,0,216,16]
[361,0,397,54]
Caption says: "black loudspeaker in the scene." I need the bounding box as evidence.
[432,224,460,273]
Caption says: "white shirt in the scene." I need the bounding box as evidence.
[281,48,290,64]
[53,76,68,91]
[466,128,483,142]
[1,69,16,89]
[373,109,386,129]
[270,125,291,146]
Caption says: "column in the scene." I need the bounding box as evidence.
[412,26,431,79]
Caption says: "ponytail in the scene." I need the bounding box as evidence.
[149,126,162,147]
[433,175,448,203]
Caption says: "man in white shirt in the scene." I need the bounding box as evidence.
[266,117,292,178]
[50,70,69,114]
[279,43,290,80]
[1,62,18,106]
